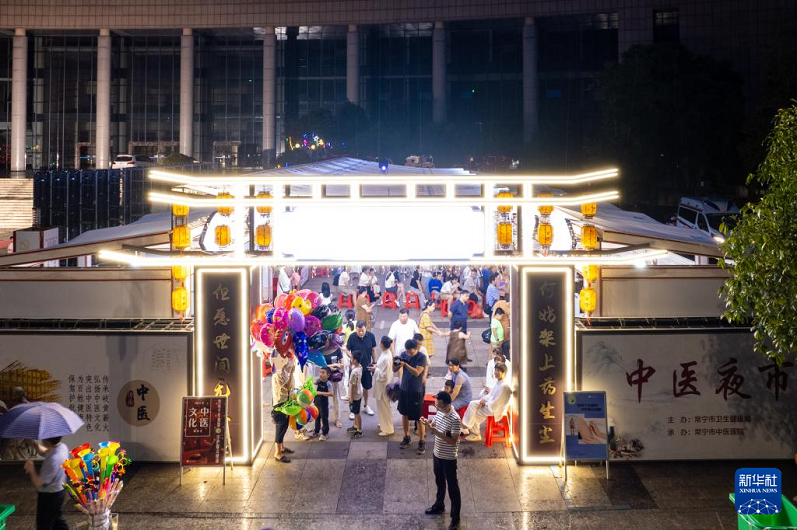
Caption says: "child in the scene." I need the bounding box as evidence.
[311,367,333,440]
[348,356,363,439]
[24,436,70,530]
[444,379,456,395]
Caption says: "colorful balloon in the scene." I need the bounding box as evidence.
[311,304,331,320]
[304,315,322,337]
[272,307,288,326]
[260,324,276,348]
[250,320,265,340]
[274,293,289,309]
[308,331,328,350]
[295,289,312,299]
[255,303,273,321]
[296,408,311,425]
[266,308,276,324]
[275,329,293,354]
[288,415,300,430]
[306,291,321,309]
[321,313,343,332]
[297,388,314,407]
[306,404,319,420]
[288,308,306,333]
[284,294,296,310]
[282,403,302,416]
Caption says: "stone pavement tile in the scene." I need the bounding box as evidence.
[198,499,249,513]
[384,458,431,514]
[465,459,522,513]
[291,460,345,514]
[307,440,350,459]
[336,459,386,514]
[507,464,566,510]
[387,439,432,460]
[450,458,479,515]
[347,440,388,460]
[457,440,509,459]
[600,464,657,509]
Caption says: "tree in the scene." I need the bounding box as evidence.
[720,104,797,365]
[593,44,744,212]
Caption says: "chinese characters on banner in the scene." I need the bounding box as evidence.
[580,330,797,460]
[180,396,227,466]
[526,271,568,458]
[67,374,110,433]
[196,269,248,460]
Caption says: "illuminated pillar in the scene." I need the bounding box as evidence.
[262,26,276,166]
[180,28,194,157]
[522,17,539,144]
[11,28,27,174]
[432,21,447,123]
[346,25,359,105]
[96,29,111,169]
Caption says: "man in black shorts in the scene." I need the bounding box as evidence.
[394,338,429,455]
[346,320,377,416]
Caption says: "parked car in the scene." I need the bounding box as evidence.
[675,196,739,243]
[111,154,153,169]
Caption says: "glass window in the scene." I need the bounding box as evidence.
[654,10,680,43]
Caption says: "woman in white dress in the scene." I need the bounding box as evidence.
[372,336,396,436]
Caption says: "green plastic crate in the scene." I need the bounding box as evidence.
[729,494,797,529]
[0,505,15,530]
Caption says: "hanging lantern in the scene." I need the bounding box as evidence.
[581,224,599,251]
[171,265,189,281]
[497,191,514,213]
[581,202,597,219]
[496,222,513,246]
[217,192,234,216]
[256,191,273,215]
[537,192,554,217]
[255,224,272,248]
[582,264,599,284]
[172,225,191,250]
[172,286,189,313]
[536,221,553,247]
[172,204,190,217]
[579,287,597,314]
[215,224,232,247]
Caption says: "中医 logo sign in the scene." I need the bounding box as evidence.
[735,468,781,515]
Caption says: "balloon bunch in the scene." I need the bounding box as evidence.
[61,441,131,515]
[250,289,345,370]
[275,379,320,431]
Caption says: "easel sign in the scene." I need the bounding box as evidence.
[562,391,609,481]
[179,396,228,485]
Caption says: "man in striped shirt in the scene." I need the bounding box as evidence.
[421,391,462,530]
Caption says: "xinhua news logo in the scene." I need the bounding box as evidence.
[735,468,782,515]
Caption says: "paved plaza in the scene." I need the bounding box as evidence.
[1,274,795,528]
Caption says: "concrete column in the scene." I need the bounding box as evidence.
[180,28,194,157]
[11,28,27,174]
[96,29,111,169]
[262,26,276,166]
[522,17,539,144]
[346,25,359,105]
[432,21,447,123]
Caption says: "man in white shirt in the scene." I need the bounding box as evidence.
[338,268,352,296]
[388,309,420,355]
[440,277,459,302]
[461,363,511,442]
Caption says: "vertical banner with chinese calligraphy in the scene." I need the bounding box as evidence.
[195,268,250,464]
[578,329,797,460]
[520,267,572,462]
[180,396,227,466]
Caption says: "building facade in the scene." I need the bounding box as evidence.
[0,1,794,172]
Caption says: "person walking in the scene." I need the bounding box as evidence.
[356,287,374,332]
[24,436,70,530]
[345,320,378,416]
[388,309,420,356]
[373,336,396,436]
[421,391,462,530]
[272,358,295,463]
[394,339,429,455]
[418,301,442,358]
[441,327,471,367]
[448,290,470,333]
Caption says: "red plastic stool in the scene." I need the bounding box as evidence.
[421,394,437,420]
[485,415,511,448]
[438,298,449,318]
[383,291,398,310]
[405,292,421,310]
[338,293,354,309]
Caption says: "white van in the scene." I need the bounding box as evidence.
[676,197,739,243]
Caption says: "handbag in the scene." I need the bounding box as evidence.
[329,369,344,383]
[481,327,492,344]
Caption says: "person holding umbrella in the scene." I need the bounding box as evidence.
[25,436,70,530]
[0,401,84,529]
